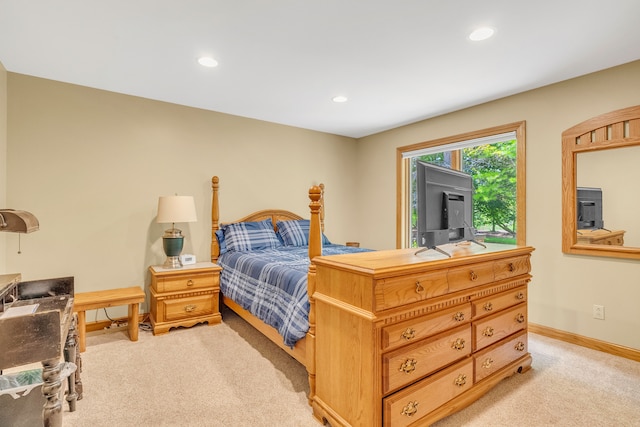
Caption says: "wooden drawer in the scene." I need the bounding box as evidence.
[375,270,448,311]
[472,286,527,320]
[475,331,528,382]
[381,304,471,351]
[448,261,495,292]
[382,324,471,394]
[160,292,215,321]
[383,358,474,427]
[473,303,527,351]
[153,271,215,293]
[494,255,531,281]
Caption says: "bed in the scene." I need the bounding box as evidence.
[209,176,367,401]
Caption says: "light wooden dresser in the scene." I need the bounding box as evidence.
[149,262,222,335]
[576,229,625,246]
[312,243,534,426]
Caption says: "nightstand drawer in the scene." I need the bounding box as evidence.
[472,286,527,319]
[381,304,471,351]
[473,303,527,351]
[383,358,474,427]
[474,331,528,382]
[154,271,215,293]
[382,324,471,394]
[161,292,215,321]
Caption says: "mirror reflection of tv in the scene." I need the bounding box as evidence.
[416,161,474,249]
[577,187,604,229]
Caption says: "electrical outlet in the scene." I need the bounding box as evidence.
[593,304,605,320]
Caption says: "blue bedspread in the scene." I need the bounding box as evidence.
[219,244,369,347]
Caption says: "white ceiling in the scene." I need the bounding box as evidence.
[1,1,639,138]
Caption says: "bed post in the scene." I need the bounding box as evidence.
[211,176,220,262]
[307,185,322,404]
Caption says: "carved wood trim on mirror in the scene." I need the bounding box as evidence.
[562,105,640,260]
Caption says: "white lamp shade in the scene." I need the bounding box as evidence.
[157,196,197,224]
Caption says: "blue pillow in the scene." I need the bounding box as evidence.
[221,219,282,252]
[276,219,331,246]
[215,229,227,254]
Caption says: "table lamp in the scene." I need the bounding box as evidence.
[157,196,197,268]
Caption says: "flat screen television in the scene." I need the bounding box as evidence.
[416,161,478,255]
[576,187,604,229]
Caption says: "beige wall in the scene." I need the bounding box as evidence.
[0,62,7,272]
[5,74,358,316]
[356,60,640,350]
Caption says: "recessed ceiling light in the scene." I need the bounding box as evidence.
[469,27,495,41]
[198,56,218,67]
[332,95,348,103]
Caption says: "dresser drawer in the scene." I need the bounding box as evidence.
[494,255,531,281]
[382,324,471,394]
[472,286,527,319]
[475,331,528,382]
[161,293,215,321]
[154,271,216,293]
[381,304,471,351]
[448,261,495,292]
[383,358,473,427]
[375,270,448,311]
[473,303,527,351]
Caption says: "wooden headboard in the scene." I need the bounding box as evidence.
[210,176,325,261]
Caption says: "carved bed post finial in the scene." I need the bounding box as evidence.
[306,184,323,404]
[211,176,220,262]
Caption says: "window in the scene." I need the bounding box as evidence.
[396,122,526,249]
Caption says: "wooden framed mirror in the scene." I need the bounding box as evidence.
[562,105,640,260]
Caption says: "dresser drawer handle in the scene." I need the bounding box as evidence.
[401,327,416,341]
[516,292,525,300]
[515,313,525,323]
[415,281,425,293]
[482,358,494,369]
[515,341,526,352]
[401,401,419,417]
[508,262,515,272]
[453,311,465,322]
[184,304,196,312]
[454,373,467,387]
[469,271,478,281]
[452,338,466,350]
[483,302,493,312]
[398,358,417,374]
[186,279,194,287]
[482,326,494,337]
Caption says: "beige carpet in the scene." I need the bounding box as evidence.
[63,307,640,426]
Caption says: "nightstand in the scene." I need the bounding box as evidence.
[148,262,222,335]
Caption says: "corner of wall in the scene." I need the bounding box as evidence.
[0,61,8,272]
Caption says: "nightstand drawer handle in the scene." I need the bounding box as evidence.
[401,401,419,417]
[508,262,515,272]
[453,311,465,322]
[415,281,425,293]
[186,279,194,287]
[483,326,494,337]
[454,373,467,387]
[482,358,494,369]
[515,341,526,352]
[469,271,478,281]
[452,338,466,350]
[516,291,525,300]
[184,304,197,312]
[483,302,493,312]
[399,358,417,374]
[515,313,525,323]
[401,327,416,341]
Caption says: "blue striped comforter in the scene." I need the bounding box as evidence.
[218,244,369,347]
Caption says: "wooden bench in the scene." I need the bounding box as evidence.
[73,286,145,352]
